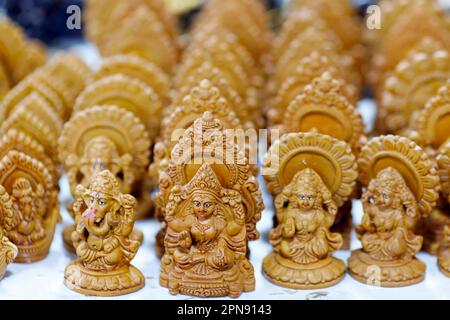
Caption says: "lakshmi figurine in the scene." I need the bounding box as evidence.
[58,105,150,251]
[158,112,263,297]
[348,135,440,286]
[163,164,253,298]
[262,132,358,289]
[0,228,17,280]
[64,170,145,296]
[279,72,366,249]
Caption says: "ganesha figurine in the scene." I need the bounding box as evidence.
[64,170,145,296]
[157,112,264,297]
[0,150,59,262]
[262,132,358,289]
[0,228,17,280]
[58,105,150,251]
[349,135,440,287]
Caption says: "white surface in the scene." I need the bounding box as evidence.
[2,43,449,300]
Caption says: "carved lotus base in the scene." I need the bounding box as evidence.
[348,250,426,287]
[64,260,145,296]
[161,259,255,298]
[63,225,144,253]
[262,253,345,289]
[163,271,255,298]
[438,249,450,277]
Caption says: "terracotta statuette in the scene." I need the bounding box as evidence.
[378,45,450,134]
[0,150,59,262]
[279,72,366,249]
[413,81,450,254]
[0,16,47,85]
[58,105,149,251]
[157,112,263,297]
[262,132,358,289]
[73,74,162,140]
[64,170,145,296]
[0,227,17,280]
[438,226,450,277]
[92,54,171,106]
[349,135,440,286]
[268,52,358,127]
[99,5,179,74]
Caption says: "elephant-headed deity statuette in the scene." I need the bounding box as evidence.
[58,105,149,251]
[0,150,58,262]
[64,170,144,296]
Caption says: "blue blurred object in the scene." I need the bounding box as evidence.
[4,0,83,44]
[2,0,377,43]
[353,0,378,17]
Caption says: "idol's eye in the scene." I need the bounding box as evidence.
[299,195,304,200]
[369,197,375,204]
[307,195,313,201]
[383,194,389,200]
[99,200,106,206]
[205,203,210,208]
[377,193,381,197]
[194,202,200,207]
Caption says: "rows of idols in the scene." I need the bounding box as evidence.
[0,0,449,297]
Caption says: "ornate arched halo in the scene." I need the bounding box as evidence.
[92,54,171,105]
[281,72,365,156]
[437,142,450,197]
[167,111,248,190]
[0,104,59,163]
[58,105,150,193]
[0,150,58,263]
[99,5,178,74]
[0,128,58,183]
[416,80,450,149]
[73,74,162,139]
[0,73,65,123]
[380,48,450,133]
[263,131,357,207]
[161,80,243,148]
[358,135,440,214]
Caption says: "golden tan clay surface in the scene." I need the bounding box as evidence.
[157,112,263,298]
[58,105,150,251]
[262,132,358,289]
[348,135,440,287]
[0,227,17,280]
[64,170,144,296]
[438,226,450,277]
[0,150,59,263]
